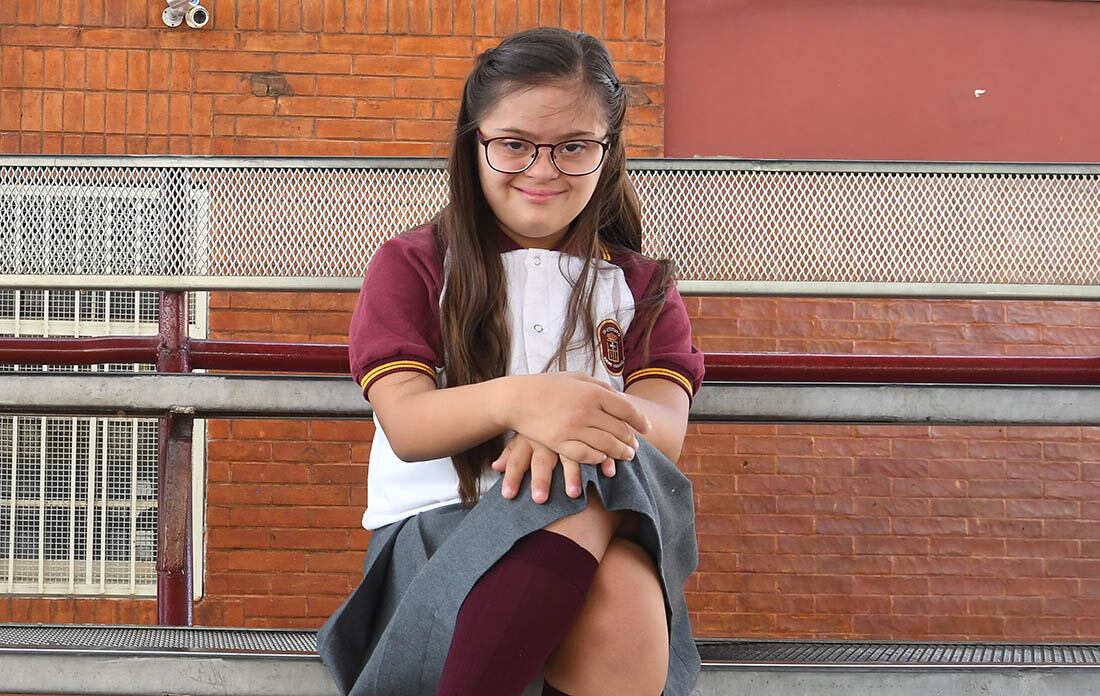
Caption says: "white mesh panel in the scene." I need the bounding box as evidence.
[0,288,204,597]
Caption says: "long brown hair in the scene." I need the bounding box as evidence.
[437,27,674,508]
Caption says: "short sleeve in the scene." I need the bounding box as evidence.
[622,277,704,403]
[347,228,444,401]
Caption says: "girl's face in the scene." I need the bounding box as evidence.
[476,83,608,250]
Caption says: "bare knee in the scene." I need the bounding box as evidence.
[544,537,669,694]
[543,482,624,561]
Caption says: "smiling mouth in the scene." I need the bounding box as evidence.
[515,187,563,199]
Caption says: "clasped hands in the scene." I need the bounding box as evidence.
[491,372,652,504]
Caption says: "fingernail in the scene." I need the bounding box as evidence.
[626,447,635,459]
[610,462,616,476]
[568,486,579,497]
[502,484,513,497]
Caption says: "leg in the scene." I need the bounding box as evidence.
[543,534,669,696]
[437,483,625,695]
[542,481,626,561]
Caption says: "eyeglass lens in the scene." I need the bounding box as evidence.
[486,138,604,175]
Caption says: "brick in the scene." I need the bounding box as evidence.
[930,498,1004,517]
[271,484,350,506]
[208,526,270,549]
[736,436,813,456]
[42,91,63,131]
[968,479,1042,498]
[852,535,928,556]
[241,33,318,53]
[195,51,273,73]
[698,533,776,554]
[315,74,393,97]
[212,94,277,118]
[3,26,81,47]
[306,551,365,573]
[777,456,852,475]
[739,592,814,614]
[271,529,349,550]
[853,497,929,517]
[322,0,343,31]
[926,459,1005,479]
[776,495,853,515]
[232,419,310,441]
[852,457,927,477]
[275,53,352,75]
[80,28,156,48]
[19,90,42,130]
[815,555,893,576]
[1006,499,1079,518]
[317,35,393,54]
[736,474,812,495]
[231,462,311,483]
[891,478,965,498]
[42,49,65,88]
[816,476,891,496]
[394,76,464,99]
[968,517,1043,538]
[62,91,83,130]
[206,439,271,461]
[892,517,967,536]
[815,517,891,535]
[1006,460,1080,481]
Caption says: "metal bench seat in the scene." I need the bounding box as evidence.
[2,625,1099,696]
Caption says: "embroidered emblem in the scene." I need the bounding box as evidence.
[597,319,625,375]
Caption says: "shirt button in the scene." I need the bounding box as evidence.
[532,256,541,266]
[533,324,544,333]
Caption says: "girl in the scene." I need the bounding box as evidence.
[318,27,704,696]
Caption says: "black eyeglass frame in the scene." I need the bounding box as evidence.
[475,130,611,177]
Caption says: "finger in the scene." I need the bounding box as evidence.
[558,439,612,466]
[587,410,641,452]
[600,456,616,478]
[561,456,583,498]
[576,427,636,462]
[501,439,532,499]
[491,438,516,472]
[598,392,652,434]
[530,448,557,505]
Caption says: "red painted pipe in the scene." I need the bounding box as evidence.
[701,353,1100,385]
[188,340,349,373]
[0,336,159,365]
[2,335,1100,385]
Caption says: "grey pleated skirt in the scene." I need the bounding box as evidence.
[316,438,701,696]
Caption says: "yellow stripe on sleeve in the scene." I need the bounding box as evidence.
[359,360,436,390]
[624,367,694,398]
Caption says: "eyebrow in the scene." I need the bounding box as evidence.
[496,127,598,140]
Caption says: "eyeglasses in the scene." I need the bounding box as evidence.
[476,131,610,177]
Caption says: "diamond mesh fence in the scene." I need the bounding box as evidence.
[1,158,1097,292]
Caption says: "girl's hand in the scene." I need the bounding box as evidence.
[499,372,650,465]
[491,433,617,504]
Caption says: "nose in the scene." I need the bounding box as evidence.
[524,145,559,179]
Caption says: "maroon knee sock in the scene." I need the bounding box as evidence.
[436,529,599,696]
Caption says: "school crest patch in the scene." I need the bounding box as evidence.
[597,319,625,376]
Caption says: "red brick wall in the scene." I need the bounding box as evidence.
[4,1,1100,642]
[0,0,663,156]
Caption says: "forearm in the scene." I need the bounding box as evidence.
[620,384,690,462]
[374,375,514,462]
